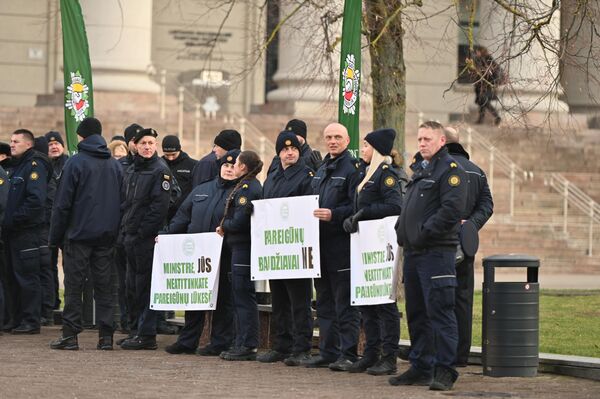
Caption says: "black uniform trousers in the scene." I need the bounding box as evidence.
[404,249,458,375]
[62,241,114,337]
[454,255,474,365]
[38,225,55,320]
[0,241,9,328]
[230,246,259,349]
[314,250,360,362]
[177,248,234,350]
[114,243,129,330]
[5,228,41,328]
[360,302,400,360]
[126,238,157,337]
[270,277,313,354]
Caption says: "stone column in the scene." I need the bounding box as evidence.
[560,0,600,114]
[477,0,568,115]
[80,0,158,93]
[266,1,339,117]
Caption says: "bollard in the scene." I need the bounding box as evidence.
[482,254,540,377]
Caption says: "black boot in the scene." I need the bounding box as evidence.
[51,335,79,350]
[389,367,432,386]
[367,354,397,375]
[429,365,459,391]
[97,335,114,350]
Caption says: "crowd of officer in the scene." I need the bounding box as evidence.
[0,116,492,392]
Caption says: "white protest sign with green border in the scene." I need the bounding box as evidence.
[251,195,321,281]
[150,233,223,311]
[350,216,399,306]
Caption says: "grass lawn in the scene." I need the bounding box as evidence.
[398,289,600,358]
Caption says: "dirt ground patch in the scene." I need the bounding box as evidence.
[0,326,598,399]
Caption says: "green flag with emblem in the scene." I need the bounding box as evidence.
[60,0,94,154]
[338,0,362,158]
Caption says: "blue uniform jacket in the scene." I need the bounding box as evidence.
[121,153,173,241]
[396,147,467,250]
[263,159,314,199]
[355,161,407,220]
[49,135,123,247]
[3,148,48,232]
[312,149,360,237]
[222,177,263,248]
[165,177,236,234]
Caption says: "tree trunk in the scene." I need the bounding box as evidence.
[364,0,406,156]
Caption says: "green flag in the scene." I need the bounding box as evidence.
[60,0,94,154]
[338,0,362,158]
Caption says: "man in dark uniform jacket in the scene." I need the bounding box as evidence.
[258,131,315,366]
[49,117,123,350]
[444,127,493,366]
[119,128,172,350]
[161,135,197,220]
[307,122,361,371]
[392,121,467,391]
[2,129,48,334]
[45,131,68,311]
[191,129,241,187]
[267,119,322,175]
[0,164,10,331]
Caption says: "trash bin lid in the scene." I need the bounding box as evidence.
[483,254,540,268]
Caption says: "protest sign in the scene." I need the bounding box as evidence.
[251,195,321,280]
[350,216,399,306]
[150,232,223,311]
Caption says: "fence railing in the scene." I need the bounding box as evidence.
[545,173,600,257]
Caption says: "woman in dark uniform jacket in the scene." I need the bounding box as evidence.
[162,149,240,356]
[217,150,263,361]
[343,128,408,375]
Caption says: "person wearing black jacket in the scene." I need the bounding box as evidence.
[257,132,315,366]
[306,123,361,371]
[119,128,172,350]
[48,118,123,350]
[0,164,10,331]
[163,149,240,355]
[343,128,407,376]
[217,150,263,361]
[444,127,493,367]
[2,129,48,334]
[45,131,68,311]
[266,119,322,175]
[161,135,197,220]
[392,121,467,391]
[32,137,55,326]
[191,129,241,187]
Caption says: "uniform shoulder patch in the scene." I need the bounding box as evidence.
[448,175,461,187]
[162,180,171,191]
[450,162,458,168]
[238,196,247,205]
[384,176,395,187]
[30,171,39,181]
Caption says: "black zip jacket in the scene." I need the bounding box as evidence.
[396,147,467,250]
[222,177,262,248]
[354,161,407,220]
[445,143,493,230]
[263,159,314,199]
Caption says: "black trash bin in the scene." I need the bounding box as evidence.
[482,254,540,377]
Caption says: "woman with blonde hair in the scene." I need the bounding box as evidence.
[108,140,128,160]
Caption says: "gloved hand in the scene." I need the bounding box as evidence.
[310,150,323,170]
[455,244,465,264]
[342,209,365,234]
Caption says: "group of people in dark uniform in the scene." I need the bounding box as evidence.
[0,115,492,392]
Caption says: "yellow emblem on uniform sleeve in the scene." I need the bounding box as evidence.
[448,175,461,186]
[238,196,247,205]
[450,162,458,168]
[384,176,395,187]
[30,172,39,181]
